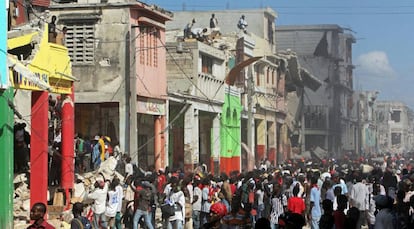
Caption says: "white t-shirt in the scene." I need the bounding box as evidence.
[125,163,133,177]
[116,185,124,212]
[169,191,185,222]
[106,190,120,217]
[256,189,264,205]
[192,186,202,211]
[88,183,108,214]
[73,182,86,199]
[187,184,194,203]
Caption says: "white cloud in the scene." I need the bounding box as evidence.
[356,51,397,79]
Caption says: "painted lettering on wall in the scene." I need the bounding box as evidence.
[12,70,48,89]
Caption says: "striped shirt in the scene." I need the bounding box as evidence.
[270,194,287,225]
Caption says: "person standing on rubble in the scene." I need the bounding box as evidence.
[210,14,218,29]
[88,177,109,229]
[184,18,196,39]
[237,15,248,33]
[114,177,124,229]
[92,136,102,170]
[132,180,154,229]
[106,180,122,228]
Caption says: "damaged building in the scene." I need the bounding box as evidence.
[276,25,357,156]
[376,101,414,155]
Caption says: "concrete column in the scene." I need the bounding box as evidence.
[154,116,162,172]
[256,119,266,163]
[30,91,49,208]
[163,100,169,169]
[129,28,138,160]
[0,4,13,226]
[184,107,199,173]
[61,91,74,209]
[0,88,14,229]
[199,117,210,167]
[211,114,220,175]
[267,121,276,165]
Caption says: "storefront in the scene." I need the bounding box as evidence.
[7,24,74,209]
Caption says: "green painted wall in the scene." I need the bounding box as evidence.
[0,88,14,228]
[220,90,242,158]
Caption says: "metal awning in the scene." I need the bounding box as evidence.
[225,56,262,86]
[7,56,51,91]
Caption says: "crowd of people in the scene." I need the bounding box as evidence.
[32,150,414,229]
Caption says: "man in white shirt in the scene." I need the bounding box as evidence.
[192,179,202,229]
[237,15,248,33]
[88,178,109,229]
[125,156,134,178]
[350,175,369,229]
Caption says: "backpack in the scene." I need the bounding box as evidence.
[72,216,92,229]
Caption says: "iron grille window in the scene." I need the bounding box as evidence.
[139,27,159,67]
[201,54,213,74]
[65,23,95,65]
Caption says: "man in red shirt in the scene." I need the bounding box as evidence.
[27,202,55,229]
[288,185,306,215]
[157,169,166,194]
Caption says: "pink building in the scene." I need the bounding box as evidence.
[50,1,172,170]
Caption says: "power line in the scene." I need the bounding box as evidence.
[147,1,414,15]
[158,38,243,155]
[277,11,414,16]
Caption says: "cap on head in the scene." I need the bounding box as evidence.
[210,202,227,217]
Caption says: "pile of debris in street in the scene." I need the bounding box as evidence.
[13,156,124,228]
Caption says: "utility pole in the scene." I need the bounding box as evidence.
[357,94,362,156]
[300,88,306,154]
[125,31,131,157]
[247,65,255,171]
[129,26,138,163]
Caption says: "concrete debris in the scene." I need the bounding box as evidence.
[98,156,118,179]
[13,155,125,226]
[14,182,30,199]
[13,173,27,184]
[361,164,374,174]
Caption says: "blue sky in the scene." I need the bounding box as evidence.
[145,0,414,108]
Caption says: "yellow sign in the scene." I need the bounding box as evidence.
[8,25,74,94]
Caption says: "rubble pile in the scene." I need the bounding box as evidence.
[13,173,30,227]
[12,156,124,227]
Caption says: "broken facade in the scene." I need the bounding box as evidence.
[166,8,302,169]
[376,101,414,154]
[276,25,357,156]
[357,91,379,156]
